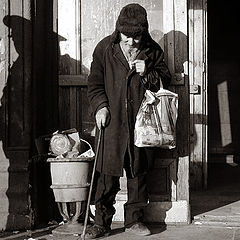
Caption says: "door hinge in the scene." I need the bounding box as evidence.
[203,62,206,73]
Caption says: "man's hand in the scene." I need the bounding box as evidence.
[95,107,110,130]
[132,59,146,76]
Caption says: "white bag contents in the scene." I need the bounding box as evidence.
[134,88,178,149]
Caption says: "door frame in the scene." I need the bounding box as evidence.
[188,0,208,189]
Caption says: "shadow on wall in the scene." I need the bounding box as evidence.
[0,15,35,230]
[157,30,208,191]
[0,1,94,229]
[0,8,63,229]
[149,29,190,157]
[145,30,190,225]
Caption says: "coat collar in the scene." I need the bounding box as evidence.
[112,41,151,74]
[113,43,129,70]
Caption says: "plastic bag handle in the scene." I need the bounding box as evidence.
[79,138,93,151]
[159,78,164,89]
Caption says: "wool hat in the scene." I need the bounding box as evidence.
[116,3,149,37]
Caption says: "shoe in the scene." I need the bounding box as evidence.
[125,222,151,236]
[83,224,111,239]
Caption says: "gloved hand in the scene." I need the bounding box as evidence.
[95,107,110,130]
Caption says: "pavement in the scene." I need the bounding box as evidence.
[2,163,240,240]
[1,222,240,240]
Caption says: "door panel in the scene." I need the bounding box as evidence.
[57,0,95,141]
[148,158,177,202]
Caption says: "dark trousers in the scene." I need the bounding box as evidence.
[94,172,148,228]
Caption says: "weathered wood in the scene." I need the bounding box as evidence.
[0,0,34,230]
[188,0,208,189]
[58,0,88,134]
[177,157,189,201]
[148,159,171,202]
[59,75,88,86]
[58,87,70,130]
[174,0,189,200]
[202,0,208,188]
[148,158,177,202]
[22,0,32,148]
[58,86,87,132]
[174,0,187,85]
[58,0,81,73]
[69,87,77,128]
[81,87,95,137]
[0,0,8,111]
[163,0,175,76]
[0,0,9,231]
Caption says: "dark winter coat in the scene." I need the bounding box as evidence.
[87,32,171,177]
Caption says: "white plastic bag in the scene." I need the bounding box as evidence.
[134,88,178,149]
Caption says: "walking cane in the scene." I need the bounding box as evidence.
[81,128,102,240]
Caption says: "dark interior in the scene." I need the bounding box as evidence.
[191,1,240,219]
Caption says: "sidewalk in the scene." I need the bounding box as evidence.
[1,222,240,240]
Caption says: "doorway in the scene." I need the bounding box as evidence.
[191,1,240,223]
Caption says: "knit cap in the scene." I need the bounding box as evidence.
[116,3,149,37]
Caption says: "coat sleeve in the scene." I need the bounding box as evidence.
[87,42,109,116]
[140,47,171,91]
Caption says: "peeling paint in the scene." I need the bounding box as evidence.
[0,38,5,54]
[0,61,4,73]
[0,38,5,74]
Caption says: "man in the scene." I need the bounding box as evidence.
[86,3,171,239]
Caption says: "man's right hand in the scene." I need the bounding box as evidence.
[95,107,110,130]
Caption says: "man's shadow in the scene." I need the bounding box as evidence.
[1,13,95,229]
[0,15,36,230]
[0,15,67,229]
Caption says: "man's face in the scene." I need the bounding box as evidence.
[120,33,142,48]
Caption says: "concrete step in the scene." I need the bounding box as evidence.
[193,220,240,228]
[194,214,240,223]
[192,199,240,227]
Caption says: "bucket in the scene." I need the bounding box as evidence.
[47,157,94,202]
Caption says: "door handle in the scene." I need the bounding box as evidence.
[190,85,201,94]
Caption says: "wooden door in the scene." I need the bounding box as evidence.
[55,0,190,224]
[54,0,95,146]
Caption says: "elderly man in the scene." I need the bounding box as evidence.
[86,3,171,239]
